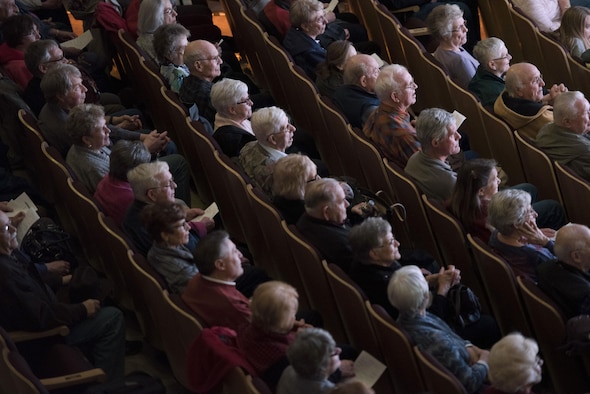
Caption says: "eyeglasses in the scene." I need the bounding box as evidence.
[530,74,544,84]
[0,221,12,233]
[196,54,222,62]
[451,20,467,33]
[148,178,176,190]
[492,53,512,61]
[307,174,320,183]
[330,347,342,357]
[44,55,65,64]
[163,5,177,15]
[236,96,252,105]
[26,28,41,38]
[404,81,418,90]
[535,356,543,367]
[376,237,396,248]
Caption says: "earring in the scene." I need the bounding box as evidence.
[88,144,92,148]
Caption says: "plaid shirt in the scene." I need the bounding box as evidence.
[363,103,421,168]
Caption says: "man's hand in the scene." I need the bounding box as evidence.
[46,260,70,275]
[82,299,100,317]
[113,114,142,130]
[141,130,169,154]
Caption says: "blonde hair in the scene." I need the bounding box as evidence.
[560,6,590,54]
[488,333,542,392]
[250,281,299,333]
[272,154,316,199]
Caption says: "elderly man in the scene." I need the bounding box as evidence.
[537,223,590,318]
[536,91,590,181]
[296,178,354,271]
[179,39,223,125]
[468,38,512,107]
[494,62,568,139]
[123,161,214,256]
[405,108,461,201]
[0,210,126,383]
[362,64,420,168]
[182,230,251,330]
[332,54,380,129]
[238,106,296,194]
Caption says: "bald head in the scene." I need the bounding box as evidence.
[554,224,590,271]
[504,62,545,102]
[183,40,222,81]
[343,54,380,92]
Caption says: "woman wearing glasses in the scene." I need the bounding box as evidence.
[427,4,479,89]
[468,37,512,108]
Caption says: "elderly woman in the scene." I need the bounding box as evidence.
[137,0,178,61]
[282,0,327,80]
[153,23,190,93]
[277,328,343,394]
[468,38,512,107]
[388,265,489,394]
[315,40,357,97]
[0,14,39,89]
[487,189,557,281]
[272,154,318,224]
[426,4,479,89]
[485,333,543,394]
[65,104,112,194]
[210,78,256,158]
[238,106,296,194]
[141,201,197,293]
[94,140,151,227]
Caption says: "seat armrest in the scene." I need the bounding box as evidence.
[9,325,70,343]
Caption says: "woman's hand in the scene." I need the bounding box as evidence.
[339,360,356,379]
[141,130,169,154]
[112,115,142,130]
[516,220,549,246]
[436,265,461,296]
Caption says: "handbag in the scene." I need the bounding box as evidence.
[21,218,78,268]
[447,283,481,328]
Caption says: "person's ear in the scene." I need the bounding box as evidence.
[146,188,158,202]
[321,205,330,221]
[359,75,368,88]
[368,248,379,261]
[214,258,226,271]
[81,135,93,147]
[160,231,169,244]
[487,60,497,72]
[390,91,400,103]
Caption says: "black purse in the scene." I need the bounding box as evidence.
[21,218,78,268]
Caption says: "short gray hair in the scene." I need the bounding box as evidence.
[109,140,151,181]
[349,217,392,261]
[488,333,542,392]
[40,62,81,101]
[153,23,190,64]
[473,37,506,68]
[290,0,323,27]
[66,103,104,145]
[287,328,336,380]
[487,189,532,235]
[25,39,59,77]
[374,64,409,102]
[137,0,170,35]
[553,91,586,125]
[415,108,455,148]
[426,3,464,41]
[272,154,316,200]
[342,54,372,85]
[251,106,289,141]
[304,178,341,213]
[127,161,170,200]
[211,78,249,116]
[387,265,430,318]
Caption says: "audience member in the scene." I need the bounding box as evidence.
[389,265,489,393]
[537,91,590,181]
[153,23,190,93]
[487,189,557,281]
[94,140,151,227]
[272,154,318,224]
[123,161,213,255]
[210,78,256,158]
[405,108,461,201]
[469,37,512,107]
[510,0,590,33]
[559,6,590,62]
[332,54,380,129]
[136,0,178,61]
[282,0,327,80]
[485,333,543,394]
[0,210,126,383]
[494,62,568,139]
[182,230,250,330]
[538,223,590,318]
[65,104,112,194]
[238,106,295,194]
[427,4,478,89]
[0,14,38,89]
[363,64,420,168]
[179,39,222,124]
[315,40,356,97]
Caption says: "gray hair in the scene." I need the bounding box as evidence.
[137,0,170,35]
[342,54,372,85]
[272,154,316,200]
[349,217,392,261]
[415,108,455,148]
[488,333,542,392]
[210,78,249,116]
[473,37,506,68]
[40,62,81,101]
[153,23,190,64]
[25,39,59,77]
[304,178,341,213]
[553,91,586,125]
[290,0,323,27]
[387,265,430,318]
[426,3,464,41]
[287,328,336,380]
[374,64,409,102]
[487,189,532,235]
[127,161,170,201]
[251,106,289,141]
[109,140,151,181]
[66,103,104,145]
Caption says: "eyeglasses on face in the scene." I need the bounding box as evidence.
[236,96,252,105]
[196,54,222,62]
[148,178,176,190]
[163,5,177,15]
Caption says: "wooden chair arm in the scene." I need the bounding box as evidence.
[9,325,70,343]
[41,368,107,390]
[391,5,419,13]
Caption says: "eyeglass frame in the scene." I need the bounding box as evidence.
[163,5,178,15]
